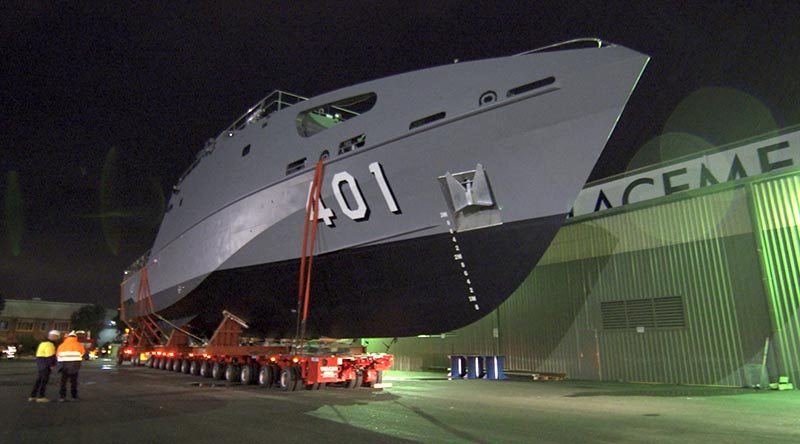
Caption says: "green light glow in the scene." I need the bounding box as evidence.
[3,170,24,256]
[752,175,800,386]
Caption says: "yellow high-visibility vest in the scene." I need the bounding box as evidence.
[35,341,55,358]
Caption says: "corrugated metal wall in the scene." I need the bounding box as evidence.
[750,175,800,386]
[369,173,798,387]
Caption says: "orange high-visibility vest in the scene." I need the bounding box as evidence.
[56,336,86,362]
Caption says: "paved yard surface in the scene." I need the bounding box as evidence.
[1,359,798,443]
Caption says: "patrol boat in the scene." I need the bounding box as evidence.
[121,39,649,339]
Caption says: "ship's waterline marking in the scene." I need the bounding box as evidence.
[440,211,480,311]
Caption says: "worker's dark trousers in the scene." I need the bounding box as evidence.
[30,366,51,398]
[59,362,81,399]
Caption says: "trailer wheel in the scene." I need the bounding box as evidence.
[225,364,240,382]
[190,360,200,375]
[146,356,154,368]
[212,362,225,380]
[346,371,363,389]
[182,360,191,373]
[270,363,281,381]
[200,361,212,378]
[258,365,275,387]
[240,364,257,385]
[306,382,321,390]
[173,359,183,372]
[279,366,299,391]
[370,370,384,387]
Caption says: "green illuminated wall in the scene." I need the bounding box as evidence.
[370,172,800,387]
[750,175,800,386]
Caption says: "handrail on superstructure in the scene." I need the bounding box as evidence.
[515,38,606,56]
[224,89,308,135]
[172,90,308,192]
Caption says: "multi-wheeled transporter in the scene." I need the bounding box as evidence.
[119,310,393,391]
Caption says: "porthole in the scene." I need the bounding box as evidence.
[479,91,497,106]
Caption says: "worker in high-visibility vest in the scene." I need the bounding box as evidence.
[56,331,86,402]
[28,330,61,403]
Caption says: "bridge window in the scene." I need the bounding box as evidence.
[297,93,377,137]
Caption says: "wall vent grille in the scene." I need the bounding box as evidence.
[601,296,685,330]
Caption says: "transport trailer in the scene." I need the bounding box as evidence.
[119,310,393,391]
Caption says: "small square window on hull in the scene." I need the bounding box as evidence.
[286,158,307,175]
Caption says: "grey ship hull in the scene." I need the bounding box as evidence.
[121,41,649,338]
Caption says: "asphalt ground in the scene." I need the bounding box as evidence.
[1,359,799,444]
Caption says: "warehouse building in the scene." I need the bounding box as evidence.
[368,125,800,388]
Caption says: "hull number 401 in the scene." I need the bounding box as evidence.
[307,161,400,226]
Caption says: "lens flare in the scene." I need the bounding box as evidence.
[626,132,715,172]
[663,87,779,147]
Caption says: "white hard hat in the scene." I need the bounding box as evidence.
[48,330,61,338]
[67,331,77,337]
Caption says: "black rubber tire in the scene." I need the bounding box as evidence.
[225,364,240,383]
[270,364,281,381]
[182,360,191,373]
[279,366,299,391]
[212,362,226,380]
[167,359,175,371]
[200,361,212,378]
[258,364,274,387]
[240,364,257,385]
[131,355,139,366]
[174,359,184,372]
[369,370,384,387]
[306,382,320,390]
[346,371,363,389]
[190,360,200,376]
[146,356,154,368]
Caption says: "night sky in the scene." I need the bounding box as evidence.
[2,1,799,308]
